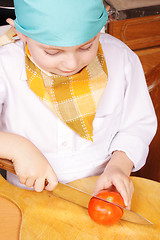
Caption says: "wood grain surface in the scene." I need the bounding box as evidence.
[106,0,160,10]
[108,14,160,182]
[132,64,160,182]
[0,175,160,240]
[108,15,160,51]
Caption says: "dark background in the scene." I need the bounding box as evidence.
[0,0,15,25]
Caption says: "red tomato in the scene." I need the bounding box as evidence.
[88,190,125,225]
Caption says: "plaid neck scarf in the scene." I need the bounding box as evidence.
[25,43,108,141]
[0,28,108,140]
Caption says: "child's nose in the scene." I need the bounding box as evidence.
[62,53,78,71]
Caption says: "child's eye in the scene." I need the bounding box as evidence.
[45,50,60,56]
[79,44,92,51]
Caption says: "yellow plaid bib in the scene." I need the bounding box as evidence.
[25,43,108,141]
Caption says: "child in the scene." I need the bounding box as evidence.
[0,0,157,210]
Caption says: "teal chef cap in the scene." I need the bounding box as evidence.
[13,0,108,47]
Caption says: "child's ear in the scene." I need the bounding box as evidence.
[6,18,27,42]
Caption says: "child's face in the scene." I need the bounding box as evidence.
[26,33,100,76]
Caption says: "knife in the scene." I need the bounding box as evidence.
[0,158,153,225]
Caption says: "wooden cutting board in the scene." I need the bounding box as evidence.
[0,175,160,240]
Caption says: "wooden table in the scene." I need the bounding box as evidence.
[0,175,160,240]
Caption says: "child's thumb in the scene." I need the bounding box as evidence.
[44,173,58,191]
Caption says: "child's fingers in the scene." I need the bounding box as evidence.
[93,175,112,195]
[124,178,134,200]
[25,177,35,188]
[93,177,104,195]
[121,178,134,209]
[34,178,46,192]
[128,180,134,209]
[112,178,130,208]
[19,176,27,185]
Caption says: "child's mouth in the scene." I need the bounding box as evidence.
[61,70,76,73]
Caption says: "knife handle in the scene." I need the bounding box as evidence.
[0,158,48,186]
[0,158,16,174]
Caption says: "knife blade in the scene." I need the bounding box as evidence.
[0,158,153,225]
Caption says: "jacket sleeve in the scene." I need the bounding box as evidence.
[108,51,157,172]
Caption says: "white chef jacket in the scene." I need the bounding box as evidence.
[0,33,157,189]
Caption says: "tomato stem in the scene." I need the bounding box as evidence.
[107,196,113,203]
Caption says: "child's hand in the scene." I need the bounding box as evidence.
[93,166,134,209]
[11,136,58,192]
[93,151,134,210]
